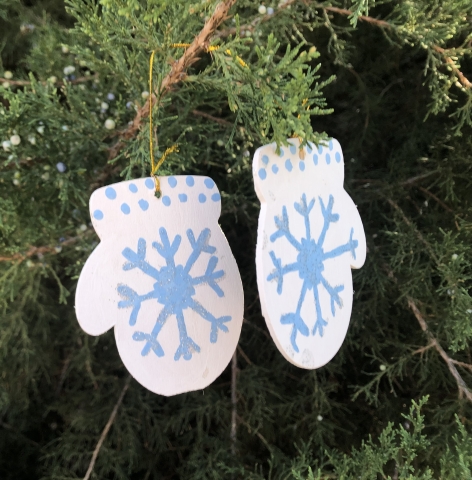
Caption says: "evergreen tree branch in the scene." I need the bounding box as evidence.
[216,0,296,38]
[417,186,454,214]
[217,1,390,39]
[451,359,472,372]
[237,344,253,365]
[236,414,271,452]
[0,234,87,263]
[406,298,472,403]
[192,109,233,126]
[223,1,471,91]
[321,5,390,29]
[383,198,472,402]
[321,5,471,90]
[399,171,439,186]
[83,375,131,480]
[108,0,237,160]
[433,45,472,89]
[0,421,40,447]
[0,74,98,87]
[386,197,439,263]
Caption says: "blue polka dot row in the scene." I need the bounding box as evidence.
[158,191,221,207]
[96,177,221,218]
[257,140,343,181]
[311,151,342,165]
[259,161,306,179]
[146,176,217,190]
[93,198,149,220]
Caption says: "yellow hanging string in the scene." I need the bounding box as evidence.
[149,49,179,198]
[148,43,245,197]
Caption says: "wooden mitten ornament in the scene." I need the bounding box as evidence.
[75,176,244,396]
[253,138,366,369]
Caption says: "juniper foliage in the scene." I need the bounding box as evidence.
[1,0,472,478]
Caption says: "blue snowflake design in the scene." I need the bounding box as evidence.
[268,194,358,352]
[117,227,231,361]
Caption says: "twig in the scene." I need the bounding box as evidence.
[407,298,472,402]
[320,5,471,89]
[400,171,439,186]
[237,344,253,365]
[55,354,72,397]
[0,234,87,263]
[83,375,131,480]
[322,5,391,29]
[417,186,454,214]
[192,109,233,126]
[108,0,237,160]
[85,359,100,391]
[230,351,238,455]
[380,201,472,402]
[236,414,271,451]
[411,342,434,356]
[433,46,472,89]
[451,359,472,372]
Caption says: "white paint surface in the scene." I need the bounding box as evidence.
[253,138,366,369]
[76,176,244,396]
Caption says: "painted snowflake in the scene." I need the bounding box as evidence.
[117,227,231,361]
[268,193,359,352]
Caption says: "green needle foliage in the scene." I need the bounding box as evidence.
[1,0,472,478]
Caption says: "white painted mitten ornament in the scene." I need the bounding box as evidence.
[253,138,366,369]
[75,176,244,396]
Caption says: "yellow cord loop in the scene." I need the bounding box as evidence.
[148,43,246,197]
[149,49,178,198]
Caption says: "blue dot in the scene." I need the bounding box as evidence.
[179,193,187,203]
[278,148,284,157]
[259,168,267,180]
[138,199,149,211]
[211,193,221,202]
[162,196,171,206]
[285,159,293,172]
[335,152,341,163]
[121,203,130,215]
[199,193,207,203]
[145,178,154,189]
[129,183,138,193]
[186,176,195,187]
[289,144,296,155]
[307,143,313,154]
[272,164,279,174]
[105,187,116,199]
[318,145,323,154]
[325,153,331,164]
[93,209,103,220]
[262,155,269,165]
[313,154,318,165]
[168,176,177,188]
[204,178,215,189]
[299,161,305,171]
[329,140,333,150]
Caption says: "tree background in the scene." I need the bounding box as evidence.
[1,0,472,478]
